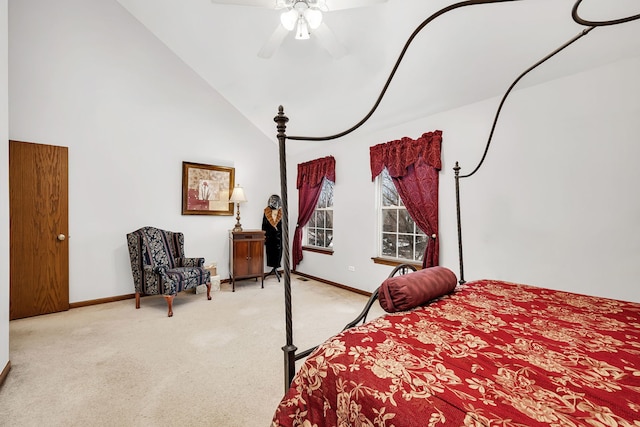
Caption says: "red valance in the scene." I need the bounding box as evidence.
[297,156,336,189]
[369,130,442,180]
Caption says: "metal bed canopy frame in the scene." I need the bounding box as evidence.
[272,0,640,390]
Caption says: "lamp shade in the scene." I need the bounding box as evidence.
[229,186,247,203]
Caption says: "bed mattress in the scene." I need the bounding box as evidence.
[272,279,640,426]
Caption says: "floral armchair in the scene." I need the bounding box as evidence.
[127,226,211,317]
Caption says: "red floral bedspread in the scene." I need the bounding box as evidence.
[272,280,640,427]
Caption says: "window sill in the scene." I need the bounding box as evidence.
[302,246,334,255]
[371,257,421,269]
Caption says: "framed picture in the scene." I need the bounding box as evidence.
[182,162,235,215]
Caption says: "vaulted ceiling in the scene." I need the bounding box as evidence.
[116,0,640,142]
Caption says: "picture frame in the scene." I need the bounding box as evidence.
[182,161,235,215]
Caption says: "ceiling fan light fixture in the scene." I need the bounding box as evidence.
[280,8,298,31]
[295,16,310,39]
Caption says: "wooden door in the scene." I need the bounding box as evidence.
[9,140,69,320]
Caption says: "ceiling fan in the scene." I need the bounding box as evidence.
[210,0,388,58]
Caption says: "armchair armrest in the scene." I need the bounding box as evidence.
[146,264,178,295]
[153,265,169,274]
[177,257,205,268]
[139,265,163,295]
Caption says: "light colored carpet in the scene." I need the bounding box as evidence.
[0,275,384,427]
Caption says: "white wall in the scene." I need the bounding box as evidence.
[8,0,280,303]
[289,56,640,303]
[1,0,9,371]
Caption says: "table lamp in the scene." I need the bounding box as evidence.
[229,185,247,232]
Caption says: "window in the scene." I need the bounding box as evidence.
[305,178,334,250]
[378,168,426,262]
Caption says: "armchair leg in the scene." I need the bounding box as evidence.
[135,292,140,309]
[163,295,175,317]
[206,283,212,301]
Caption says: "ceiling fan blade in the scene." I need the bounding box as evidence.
[322,0,387,12]
[313,22,347,59]
[258,24,290,58]
[210,0,280,8]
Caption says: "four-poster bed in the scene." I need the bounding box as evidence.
[271,0,640,425]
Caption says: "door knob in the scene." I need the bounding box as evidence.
[57,234,66,241]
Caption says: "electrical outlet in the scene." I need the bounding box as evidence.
[348,266,355,271]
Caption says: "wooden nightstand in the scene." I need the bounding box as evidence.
[229,230,265,292]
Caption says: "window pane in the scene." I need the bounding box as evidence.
[398,234,412,259]
[326,230,333,248]
[317,230,325,247]
[382,233,396,257]
[308,212,317,228]
[325,180,334,207]
[317,179,325,208]
[415,235,427,262]
[317,189,327,209]
[317,179,334,208]
[326,210,333,229]
[398,210,413,234]
[382,210,397,233]
[382,176,397,206]
[308,229,317,246]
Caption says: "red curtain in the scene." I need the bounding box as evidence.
[293,156,336,269]
[370,131,442,268]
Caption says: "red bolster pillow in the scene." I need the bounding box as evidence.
[378,266,458,313]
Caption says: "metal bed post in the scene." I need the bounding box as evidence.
[454,162,465,285]
[273,106,297,390]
